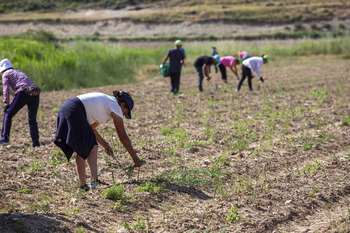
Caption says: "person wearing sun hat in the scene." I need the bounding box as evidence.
[235,54,269,92]
[160,40,185,94]
[54,91,143,191]
[0,58,41,147]
[193,55,220,92]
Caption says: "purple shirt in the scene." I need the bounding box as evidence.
[2,69,38,105]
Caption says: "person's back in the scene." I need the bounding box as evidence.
[3,69,37,91]
[242,56,263,72]
[220,56,238,67]
[167,48,184,73]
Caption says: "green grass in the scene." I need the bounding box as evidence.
[0,35,163,91]
[1,33,350,92]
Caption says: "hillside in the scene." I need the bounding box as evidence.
[0,0,349,38]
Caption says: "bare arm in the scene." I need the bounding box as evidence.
[202,64,211,80]
[90,122,114,157]
[111,112,143,167]
[161,56,169,66]
[229,65,239,80]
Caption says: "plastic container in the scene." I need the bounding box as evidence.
[159,63,169,77]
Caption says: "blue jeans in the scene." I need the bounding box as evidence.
[1,91,40,146]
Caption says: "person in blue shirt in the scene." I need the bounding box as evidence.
[161,40,185,95]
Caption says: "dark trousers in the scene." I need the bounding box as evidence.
[218,64,227,81]
[169,71,181,94]
[237,65,253,91]
[195,65,204,91]
[1,91,40,146]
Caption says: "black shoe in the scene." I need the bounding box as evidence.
[79,184,90,192]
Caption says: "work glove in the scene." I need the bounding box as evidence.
[260,77,264,83]
[159,64,163,69]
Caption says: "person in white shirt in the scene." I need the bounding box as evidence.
[54,91,143,191]
[235,55,269,92]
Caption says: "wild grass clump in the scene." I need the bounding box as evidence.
[137,181,166,194]
[101,184,133,201]
[0,35,164,91]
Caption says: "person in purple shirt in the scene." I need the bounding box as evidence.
[0,59,41,147]
[161,40,185,95]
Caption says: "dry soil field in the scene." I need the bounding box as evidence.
[1,56,350,233]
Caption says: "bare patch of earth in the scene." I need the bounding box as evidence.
[0,9,349,37]
[0,56,350,232]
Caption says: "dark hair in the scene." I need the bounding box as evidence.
[113,91,126,104]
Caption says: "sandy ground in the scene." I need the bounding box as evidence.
[0,56,350,232]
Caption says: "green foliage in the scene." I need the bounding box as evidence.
[214,156,231,166]
[63,207,80,217]
[161,126,172,136]
[132,216,146,229]
[101,184,133,201]
[136,181,166,193]
[153,166,227,188]
[226,207,244,222]
[121,221,131,230]
[309,186,319,197]
[29,161,42,174]
[110,200,128,212]
[0,36,163,91]
[48,149,66,166]
[16,187,31,194]
[300,160,323,175]
[340,115,350,127]
[12,219,26,233]
[1,35,350,92]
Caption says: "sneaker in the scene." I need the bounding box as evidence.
[235,89,239,92]
[90,180,100,190]
[79,184,90,192]
[32,142,40,148]
[0,139,10,146]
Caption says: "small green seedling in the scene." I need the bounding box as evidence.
[16,187,31,194]
[226,207,244,222]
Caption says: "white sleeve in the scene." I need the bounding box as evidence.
[251,62,262,78]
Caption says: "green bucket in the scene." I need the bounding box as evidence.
[159,63,169,78]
